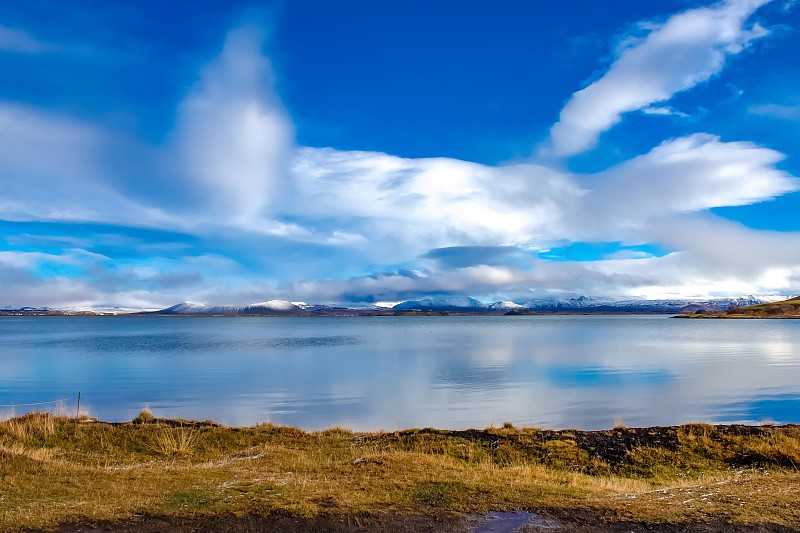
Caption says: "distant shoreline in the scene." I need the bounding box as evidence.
[674,296,800,319]
[675,314,800,319]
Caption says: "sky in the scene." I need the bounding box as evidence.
[1,0,800,308]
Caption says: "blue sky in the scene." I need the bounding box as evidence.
[1,0,800,308]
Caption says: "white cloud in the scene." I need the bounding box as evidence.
[176,25,294,221]
[2,10,800,306]
[289,147,582,261]
[545,0,771,157]
[584,134,797,223]
[2,90,797,303]
[641,106,689,117]
[274,262,659,304]
[284,133,798,266]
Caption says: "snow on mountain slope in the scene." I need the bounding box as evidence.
[391,294,783,312]
[248,300,302,311]
[488,301,524,310]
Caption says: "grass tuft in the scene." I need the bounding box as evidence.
[133,409,155,424]
[150,426,199,456]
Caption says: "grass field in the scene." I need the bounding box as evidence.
[1,412,799,531]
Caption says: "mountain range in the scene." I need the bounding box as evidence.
[390,294,783,314]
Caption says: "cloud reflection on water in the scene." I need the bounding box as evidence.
[1,316,799,429]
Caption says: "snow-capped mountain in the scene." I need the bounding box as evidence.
[0,306,155,315]
[519,294,782,313]
[156,300,306,315]
[519,294,620,310]
[151,300,373,316]
[393,296,488,311]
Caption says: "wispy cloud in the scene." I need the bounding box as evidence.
[0,104,141,224]
[0,25,49,54]
[544,0,772,157]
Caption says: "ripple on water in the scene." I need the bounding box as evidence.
[34,334,363,353]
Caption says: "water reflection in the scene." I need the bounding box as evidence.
[1,316,799,429]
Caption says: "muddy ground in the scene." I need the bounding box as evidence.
[375,423,797,465]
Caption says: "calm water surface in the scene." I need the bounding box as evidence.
[1,315,799,430]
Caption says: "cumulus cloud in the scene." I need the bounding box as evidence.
[582,134,797,229]
[285,133,798,265]
[289,148,582,262]
[545,0,771,157]
[1,4,799,307]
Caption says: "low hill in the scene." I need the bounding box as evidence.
[679,296,800,318]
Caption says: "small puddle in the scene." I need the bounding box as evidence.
[472,510,561,532]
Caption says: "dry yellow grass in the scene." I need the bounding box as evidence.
[0,413,798,531]
[0,411,55,441]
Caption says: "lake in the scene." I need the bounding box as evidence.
[1,315,799,430]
